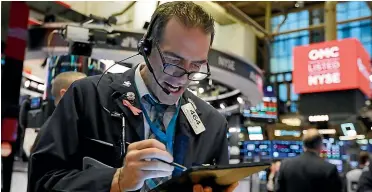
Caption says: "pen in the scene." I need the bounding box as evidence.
[125,142,187,171]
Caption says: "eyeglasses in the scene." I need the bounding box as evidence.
[155,42,211,81]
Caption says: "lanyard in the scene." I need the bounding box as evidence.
[134,85,180,155]
[140,99,180,155]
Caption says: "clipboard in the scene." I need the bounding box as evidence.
[149,162,270,192]
[82,157,113,170]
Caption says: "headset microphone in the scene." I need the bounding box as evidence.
[139,46,171,95]
[137,12,171,95]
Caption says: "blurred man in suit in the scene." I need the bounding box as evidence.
[275,129,342,192]
[357,156,372,192]
[346,152,370,192]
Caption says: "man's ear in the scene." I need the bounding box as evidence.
[60,89,67,98]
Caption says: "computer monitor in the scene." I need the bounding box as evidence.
[326,159,343,173]
[240,140,272,162]
[272,140,303,159]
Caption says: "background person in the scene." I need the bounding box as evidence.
[346,152,370,192]
[29,71,87,153]
[275,129,342,192]
[357,156,372,192]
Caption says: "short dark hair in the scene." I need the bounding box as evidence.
[359,152,370,165]
[303,129,323,150]
[149,2,215,45]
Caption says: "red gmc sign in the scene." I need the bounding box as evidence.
[293,38,371,97]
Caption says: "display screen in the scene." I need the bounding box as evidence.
[327,159,343,173]
[323,140,341,159]
[293,38,371,96]
[272,140,303,158]
[243,86,277,119]
[240,140,272,161]
[30,97,42,109]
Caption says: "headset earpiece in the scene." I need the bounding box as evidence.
[137,38,152,56]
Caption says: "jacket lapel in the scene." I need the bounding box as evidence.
[109,68,144,141]
[174,91,203,168]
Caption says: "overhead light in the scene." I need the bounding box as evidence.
[340,135,365,140]
[263,97,271,102]
[308,115,329,122]
[229,127,240,133]
[37,84,46,91]
[237,97,243,104]
[275,130,301,137]
[357,139,368,145]
[366,100,371,106]
[198,87,204,94]
[357,135,366,139]
[267,86,273,92]
[30,81,38,89]
[247,126,262,134]
[303,129,336,135]
[281,118,301,126]
[220,103,226,109]
[24,80,30,88]
[295,1,304,8]
[249,134,263,140]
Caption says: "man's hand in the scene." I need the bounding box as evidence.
[193,182,239,192]
[111,139,174,192]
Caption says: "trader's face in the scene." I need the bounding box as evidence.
[147,18,211,105]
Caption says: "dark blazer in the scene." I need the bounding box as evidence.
[358,161,372,192]
[27,68,229,192]
[275,151,342,192]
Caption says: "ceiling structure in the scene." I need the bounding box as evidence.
[214,1,326,36]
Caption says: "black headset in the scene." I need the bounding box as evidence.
[136,12,172,95]
[137,12,160,58]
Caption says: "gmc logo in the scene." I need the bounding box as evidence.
[308,46,340,60]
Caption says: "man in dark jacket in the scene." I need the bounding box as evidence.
[29,71,86,153]
[358,157,372,192]
[275,128,342,192]
[28,2,237,192]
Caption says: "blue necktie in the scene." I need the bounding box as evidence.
[141,95,170,192]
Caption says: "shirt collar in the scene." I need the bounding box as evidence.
[134,63,151,100]
[134,63,180,105]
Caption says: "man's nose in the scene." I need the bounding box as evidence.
[181,60,192,71]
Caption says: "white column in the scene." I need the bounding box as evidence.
[133,1,157,30]
[213,23,257,65]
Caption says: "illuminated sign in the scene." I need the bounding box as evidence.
[274,130,301,137]
[293,38,371,97]
[340,123,356,136]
